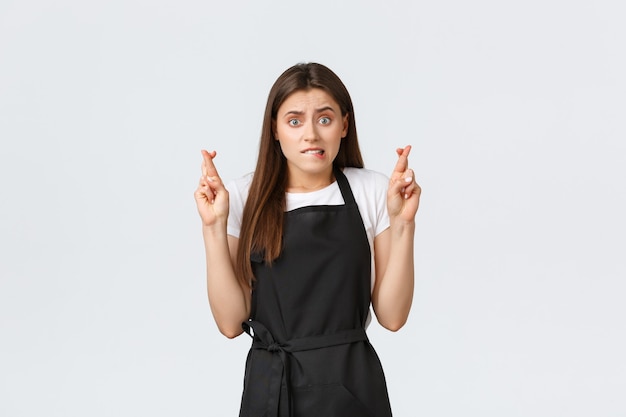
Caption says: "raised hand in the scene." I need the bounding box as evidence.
[194,150,230,227]
[387,145,421,222]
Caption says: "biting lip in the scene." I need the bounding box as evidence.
[301,148,325,154]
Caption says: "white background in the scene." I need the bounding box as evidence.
[1,0,625,416]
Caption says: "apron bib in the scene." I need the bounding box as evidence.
[239,168,392,417]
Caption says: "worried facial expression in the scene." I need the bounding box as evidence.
[274,88,349,189]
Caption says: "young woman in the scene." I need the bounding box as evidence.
[195,63,420,417]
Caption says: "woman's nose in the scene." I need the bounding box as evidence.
[302,121,319,141]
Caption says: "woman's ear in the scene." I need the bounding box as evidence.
[341,113,349,138]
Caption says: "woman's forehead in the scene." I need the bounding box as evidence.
[278,88,340,114]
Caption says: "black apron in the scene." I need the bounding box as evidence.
[239,168,392,417]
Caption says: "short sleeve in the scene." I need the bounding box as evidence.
[373,172,390,237]
[225,173,253,238]
[342,167,390,240]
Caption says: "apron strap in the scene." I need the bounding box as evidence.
[333,166,357,206]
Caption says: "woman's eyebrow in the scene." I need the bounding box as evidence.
[315,106,336,114]
[282,106,337,118]
[283,110,305,117]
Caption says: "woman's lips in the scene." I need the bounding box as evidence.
[302,149,325,159]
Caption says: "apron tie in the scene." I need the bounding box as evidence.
[267,343,282,352]
[242,320,368,417]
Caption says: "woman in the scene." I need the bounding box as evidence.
[195,63,420,417]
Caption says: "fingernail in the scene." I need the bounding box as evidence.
[405,176,412,183]
[405,193,409,199]
[207,176,214,182]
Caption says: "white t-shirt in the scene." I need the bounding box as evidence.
[226,167,390,290]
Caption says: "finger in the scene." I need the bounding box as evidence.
[198,178,210,191]
[403,182,417,199]
[402,174,421,199]
[393,169,416,198]
[201,149,219,178]
[201,149,215,175]
[200,150,210,177]
[392,145,411,176]
[196,175,213,193]
[195,181,219,204]
[401,169,415,185]
[194,184,210,201]
[198,174,221,195]
[388,170,411,195]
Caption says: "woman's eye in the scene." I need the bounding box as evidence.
[288,119,300,126]
[319,117,331,125]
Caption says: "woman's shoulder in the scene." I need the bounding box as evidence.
[225,172,254,237]
[342,167,390,237]
[225,172,254,213]
[226,172,254,194]
[343,167,389,188]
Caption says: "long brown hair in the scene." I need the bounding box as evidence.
[236,63,364,287]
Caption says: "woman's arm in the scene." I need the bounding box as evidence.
[195,150,251,338]
[371,146,421,331]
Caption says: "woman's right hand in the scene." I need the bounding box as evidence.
[194,150,229,227]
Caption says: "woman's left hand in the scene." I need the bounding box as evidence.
[387,145,421,222]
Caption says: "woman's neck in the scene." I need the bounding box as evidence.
[286,168,336,193]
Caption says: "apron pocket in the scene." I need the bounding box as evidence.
[293,383,374,417]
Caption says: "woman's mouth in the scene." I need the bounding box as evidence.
[302,149,324,155]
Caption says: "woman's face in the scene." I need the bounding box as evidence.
[274,88,348,190]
